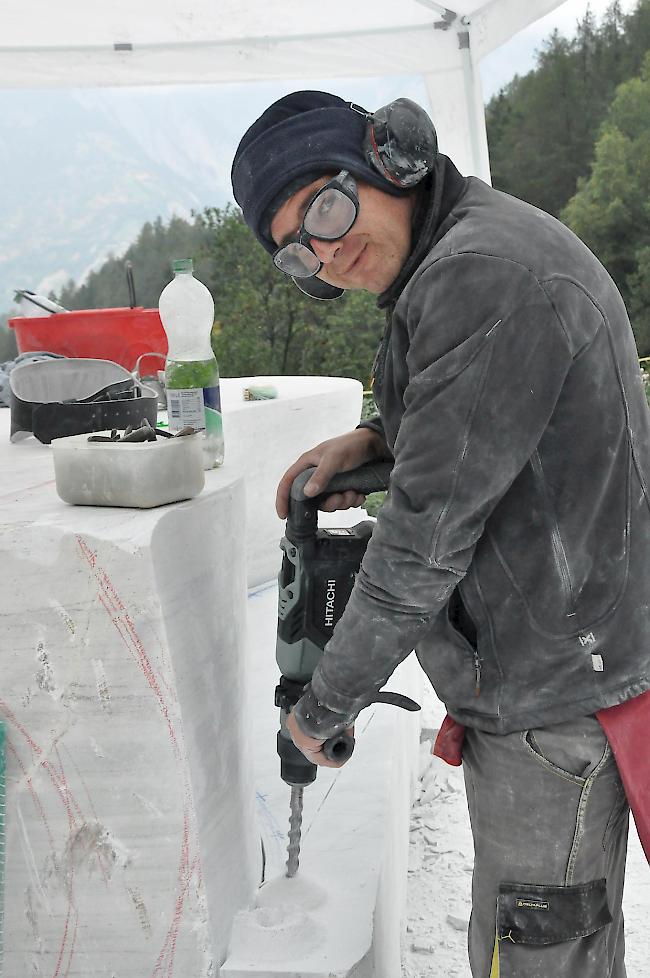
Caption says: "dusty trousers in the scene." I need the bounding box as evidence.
[462,716,629,978]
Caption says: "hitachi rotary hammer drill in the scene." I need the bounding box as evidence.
[275,461,419,876]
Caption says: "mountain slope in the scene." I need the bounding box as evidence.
[0,87,237,310]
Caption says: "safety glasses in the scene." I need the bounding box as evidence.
[273,170,359,278]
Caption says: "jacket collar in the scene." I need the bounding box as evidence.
[378,154,468,310]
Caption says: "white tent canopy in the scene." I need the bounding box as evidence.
[2,0,565,179]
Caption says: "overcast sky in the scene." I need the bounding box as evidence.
[480,0,639,98]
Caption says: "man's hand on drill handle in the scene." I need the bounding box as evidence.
[275,427,391,519]
[277,427,391,768]
[286,710,355,769]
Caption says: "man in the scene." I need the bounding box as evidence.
[231,90,650,977]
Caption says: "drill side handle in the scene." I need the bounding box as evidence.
[277,678,356,779]
[322,731,355,764]
[277,716,355,784]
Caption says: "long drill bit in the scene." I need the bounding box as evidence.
[286,785,304,878]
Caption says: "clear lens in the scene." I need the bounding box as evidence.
[273,241,321,277]
[303,187,357,240]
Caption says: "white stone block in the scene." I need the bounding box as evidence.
[0,374,414,978]
[0,459,258,976]
[222,583,422,978]
[219,376,364,588]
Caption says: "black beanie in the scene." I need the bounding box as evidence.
[231,90,410,256]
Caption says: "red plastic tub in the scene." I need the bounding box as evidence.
[8,307,168,372]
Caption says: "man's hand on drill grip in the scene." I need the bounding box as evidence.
[275,427,389,519]
[286,710,354,769]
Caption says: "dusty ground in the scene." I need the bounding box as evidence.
[401,683,650,977]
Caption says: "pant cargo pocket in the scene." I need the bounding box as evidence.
[493,879,612,977]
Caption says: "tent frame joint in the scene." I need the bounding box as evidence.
[414,1,458,29]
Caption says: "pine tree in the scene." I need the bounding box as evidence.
[562,51,650,352]
[486,0,650,217]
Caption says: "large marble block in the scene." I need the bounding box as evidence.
[0,464,258,977]
[0,373,374,977]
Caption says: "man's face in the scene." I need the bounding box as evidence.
[270,175,416,295]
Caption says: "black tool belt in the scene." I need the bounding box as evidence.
[9,358,158,444]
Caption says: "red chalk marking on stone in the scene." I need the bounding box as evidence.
[76,533,204,975]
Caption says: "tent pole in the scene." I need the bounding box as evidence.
[457,21,492,183]
[421,21,491,184]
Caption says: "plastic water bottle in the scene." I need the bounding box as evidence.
[159,258,224,469]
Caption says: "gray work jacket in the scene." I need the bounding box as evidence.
[302,175,650,737]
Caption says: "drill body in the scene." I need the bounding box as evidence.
[275,463,392,789]
[273,462,420,876]
[275,520,374,786]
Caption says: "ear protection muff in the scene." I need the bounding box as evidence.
[354,98,438,188]
[291,98,437,300]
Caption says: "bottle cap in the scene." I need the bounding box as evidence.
[172,258,193,274]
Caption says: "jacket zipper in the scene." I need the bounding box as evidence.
[371,311,393,395]
[473,649,481,696]
[451,586,482,696]
[530,449,575,609]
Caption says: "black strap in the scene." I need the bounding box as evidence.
[11,380,158,444]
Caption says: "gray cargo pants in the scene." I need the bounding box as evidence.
[462,715,629,978]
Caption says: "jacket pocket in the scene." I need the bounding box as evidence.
[415,600,481,706]
[495,879,611,977]
[529,450,575,609]
[487,449,577,624]
[485,432,631,637]
[498,879,611,944]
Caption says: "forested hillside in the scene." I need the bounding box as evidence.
[488,0,650,351]
[487,0,650,217]
[3,0,649,370]
[563,50,650,350]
